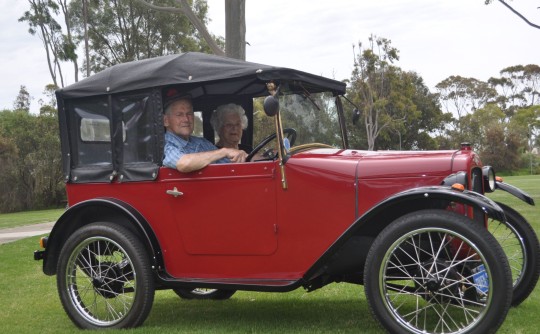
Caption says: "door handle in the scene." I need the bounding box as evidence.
[166,187,183,198]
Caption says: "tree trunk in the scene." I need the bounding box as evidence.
[225,0,245,60]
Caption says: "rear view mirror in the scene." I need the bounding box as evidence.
[263,95,279,116]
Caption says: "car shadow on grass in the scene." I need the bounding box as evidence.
[145,289,383,333]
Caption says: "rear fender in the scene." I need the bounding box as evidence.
[41,198,163,276]
[303,186,505,283]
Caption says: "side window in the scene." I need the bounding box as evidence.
[80,117,111,142]
[117,94,154,164]
[192,111,204,137]
[70,98,112,167]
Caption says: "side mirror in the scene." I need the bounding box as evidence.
[263,95,279,116]
[352,108,360,125]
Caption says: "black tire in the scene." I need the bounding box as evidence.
[364,209,512,334]
[490,202,540,306]
[57,222,155,329]
[173,288,236,300]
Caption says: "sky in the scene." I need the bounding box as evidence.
[1,0,539,114]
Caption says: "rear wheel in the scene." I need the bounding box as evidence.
[489,202,540,306]
[364,209,512,334]
[57,222,155,329]
[173,288,236,300]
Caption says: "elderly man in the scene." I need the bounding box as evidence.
[162,95,247,173]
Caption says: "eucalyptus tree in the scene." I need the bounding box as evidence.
[136,0,246,60]
[488,64,540,115]
[68,0,216,73]
[13,85,32,112]
[347,36,447,151]
[435,76,497,136]
[485,0,540,30]
[19,0,78,87]
[348,35,405,150]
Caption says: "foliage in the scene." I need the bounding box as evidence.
[19,0,77,87]
[435,75,497,134]
[347,35,401,150]
[12,85,31,112]
[489,64,540,115]
[434,68,539,173]
[346,36,450,151]
[20,0,217,82]
[68,0,215,74]
[485,0,540,30]
[0,109,64,213]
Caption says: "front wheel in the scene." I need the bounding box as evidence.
[57,222,155,329]
[489,202,540,306]
[364,210,512,334]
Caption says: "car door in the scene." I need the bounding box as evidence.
[162,161,278,256]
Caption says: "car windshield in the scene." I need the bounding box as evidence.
[254,92,344,149]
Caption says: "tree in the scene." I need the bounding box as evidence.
[436,76,497,135]
[489,64,540,114]
[19,0,78,87]
[137,0,246,60]
[485,0,540,30]
[38,84,58,116]
[68,0,219,73]
[401,72,452,150]
[13,85,31,112]
[21,0,224,82]
[225,0,246,60]
[0,108,64,212]
[57,0,79,82]
[509,105,540,153]
[0,135,19,212]
[348,35,404,150]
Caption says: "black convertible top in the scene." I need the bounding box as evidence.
[56,52,346,99]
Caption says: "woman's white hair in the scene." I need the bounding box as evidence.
[210,103,248,133]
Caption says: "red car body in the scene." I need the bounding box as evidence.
[34,53,537,333]
[54,147,482,283]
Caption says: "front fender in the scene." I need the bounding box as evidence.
[40,198,163,276]
[351,186,506,228]
[376,186,507,222]
[303,186,505,282]
[496,180,535,205]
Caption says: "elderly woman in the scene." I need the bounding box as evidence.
[210,103,252,153]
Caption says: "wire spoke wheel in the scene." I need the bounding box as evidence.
[382,229,489,332]
[66,237,135,325]
[489,219,525,285]
[489,202,540,306]
[57,223,154,329]
[364,210,512,334]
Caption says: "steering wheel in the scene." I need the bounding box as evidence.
[246,128,297,162]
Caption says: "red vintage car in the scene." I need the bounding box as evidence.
[34,53,538,334]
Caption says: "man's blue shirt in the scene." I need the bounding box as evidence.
[163,131,229,169]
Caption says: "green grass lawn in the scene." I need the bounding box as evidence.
[0,208,64,229]
[0,176,538,333]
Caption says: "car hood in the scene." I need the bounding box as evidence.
[290,148,460,179]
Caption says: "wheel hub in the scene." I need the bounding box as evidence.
[415,259,462,303]
[425,278,441,292]
[91,262,124,298]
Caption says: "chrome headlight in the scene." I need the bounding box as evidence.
[482,166,496,193]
